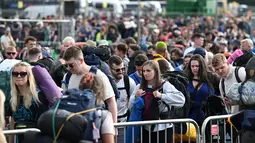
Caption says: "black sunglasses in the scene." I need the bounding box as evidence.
[111,67,125,72]
[65,63,75,69]
[7,52,16,55]
[12,72,27,77]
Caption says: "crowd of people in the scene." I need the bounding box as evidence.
[0,12,254,143]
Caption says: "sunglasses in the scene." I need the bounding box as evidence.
[111,67,125,72]
[65,63,75,69]
[7,52,16,55]
[12,72,27,78]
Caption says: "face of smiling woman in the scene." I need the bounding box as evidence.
[12,66,28,86]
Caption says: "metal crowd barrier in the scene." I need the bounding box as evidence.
[3,128,41,143]
[3,128,40,135]
[201,114,240,143]
[114,118,200,143]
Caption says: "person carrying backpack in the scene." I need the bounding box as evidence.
[227,57,255,143]
[61,46,117,126]
[108,55,136,143]
[23,72,115,143]
[129,60,185,143]
[212,53,246,114]
[184,55,215,127]
[7,62,49,142]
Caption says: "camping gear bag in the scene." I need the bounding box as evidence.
[56,89,108,142]
[32,65,61,106]
[162,71,190,118]
[38,109,87,142]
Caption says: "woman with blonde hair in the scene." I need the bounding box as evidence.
[79,72,115,143]
[0,90,7,143]
[79,72,104,105]
[8,62,49,138]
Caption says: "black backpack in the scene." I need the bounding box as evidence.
[162,71,190,118]
[51,63,68,87]
[82,45,111,62]
[233,50,254,67]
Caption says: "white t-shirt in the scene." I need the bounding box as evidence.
[61,68,115,103]
[0,35,11,49]
[101,111,115,135]
[116,76,136,122]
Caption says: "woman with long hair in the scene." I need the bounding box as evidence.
[184,54,214,126]
[9,62,49,130]
[129,60,185,143]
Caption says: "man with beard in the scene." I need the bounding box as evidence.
[108,55,136,143]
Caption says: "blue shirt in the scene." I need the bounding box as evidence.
[188,81,214,123]
[129,72,141,85]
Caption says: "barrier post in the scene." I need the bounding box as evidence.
[201,114,240,143]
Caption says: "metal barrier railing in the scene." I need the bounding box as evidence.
[201,114,240,143]
[2,119,200,143]
[3,128,40,135]
[3,128,41,143]
[114,118,200,143]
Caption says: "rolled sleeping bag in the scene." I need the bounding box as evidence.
[32,65,62,106]
[227,81,255,106]
[23,131,72,143]
[37,109,88,142]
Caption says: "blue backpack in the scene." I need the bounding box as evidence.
[56,89,108,142]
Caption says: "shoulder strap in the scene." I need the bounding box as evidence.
[89,66,98,74]
[221,79,226,97]
[235,67,242,83]
[123,75,130,99]
[63,71,72,88]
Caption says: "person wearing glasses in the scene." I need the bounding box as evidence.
[61,46,118,129]
[108,55,136,143]
[8,62,49,141]
[4,46,17,60]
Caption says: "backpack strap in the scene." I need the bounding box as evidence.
[117,75,130,98]
[221,79,226,97]
[235,67,242,83]
[62,71,72,89]
[117,75,131,120]
[124,75,130,99]
[89,66,98,74]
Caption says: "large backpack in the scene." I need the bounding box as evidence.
[55,89,108,142]
[162,71,191,118]
[82,45,111,62]
[51,63,68,87]
[233,50,254,67]
[0,59,22,114]
[32,65,62,106]
[0,71,11,114]
[63,63,120,99]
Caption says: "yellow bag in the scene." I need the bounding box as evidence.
[174,123,197,142]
